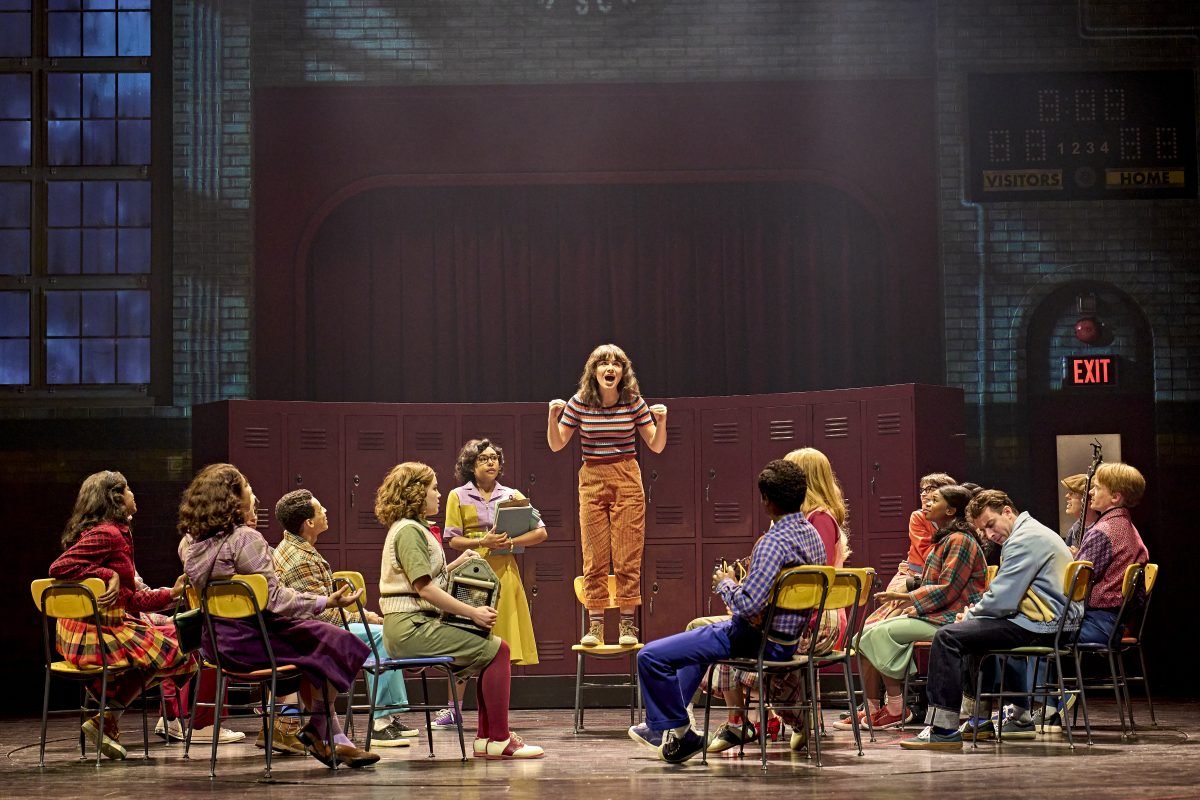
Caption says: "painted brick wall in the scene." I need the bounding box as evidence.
[933,0,1200,487]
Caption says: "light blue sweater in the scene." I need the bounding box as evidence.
[966,512,1074,634]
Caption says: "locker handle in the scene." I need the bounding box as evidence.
[647,483,653,505]
[649,595,654,615]
[705,484,710,502]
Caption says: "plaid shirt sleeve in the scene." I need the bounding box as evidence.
[273,537,350,625]
[911,532,984,623]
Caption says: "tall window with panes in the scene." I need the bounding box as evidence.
[0,0,166,400]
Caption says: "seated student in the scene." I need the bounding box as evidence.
[273,489,418,747]
[838,485,987,731]
[180,464,379,768]
[866,473,956,626]
[48,470,198,760]
[1030,463,1149,728]
[375,462,544,759]
[900,489,1075,750]
[628,459,825,764]
[1060,473,1098,551]
[706,447,850,753]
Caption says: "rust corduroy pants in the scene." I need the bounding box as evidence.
[578,457,646,611]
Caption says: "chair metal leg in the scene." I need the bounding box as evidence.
[807,664,822,767]
[183,668,200,760]
[95,669,110,767]
[1116,650,1136,734]
[364,667,378,752]
[1051,653,1074,751]
[445,666,466,761]
[38,668,51,767]
[263,677,277,780]
[855,650,875,742]
[1105,650,1130,737]
[573,653,584,734]
[628,652,637,726]
[1136,646,1157,725]
[420,671,435,758]
[700,663,716,766]
[843,660,863,756]
[756,672,769,770]
[1069,650,1093,746]
[209,670,225,778]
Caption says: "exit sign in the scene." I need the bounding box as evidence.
[1066,356,1119,386]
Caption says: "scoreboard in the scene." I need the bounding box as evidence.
[967,71,1197,202]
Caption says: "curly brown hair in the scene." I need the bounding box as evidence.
[375,462,435,527]
[454,438,504,485]
[62,470,130,549]
[576,343,642,407]
[178,463,250,542]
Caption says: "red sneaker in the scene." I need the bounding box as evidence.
[867,705,913,729]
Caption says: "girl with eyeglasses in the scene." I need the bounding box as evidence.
[434,439,549,730]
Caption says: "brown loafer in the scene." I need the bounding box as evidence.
[335,743,380,768]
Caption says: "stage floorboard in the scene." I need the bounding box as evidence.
[3,701,1197,799]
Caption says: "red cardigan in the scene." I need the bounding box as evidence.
[49,521,172,615]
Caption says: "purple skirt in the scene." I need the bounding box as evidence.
[202,612,368,692]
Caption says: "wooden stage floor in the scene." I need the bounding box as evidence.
[3,700,1197,799]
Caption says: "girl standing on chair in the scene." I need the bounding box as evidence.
[48,470,197,760]
[547,343,667,646]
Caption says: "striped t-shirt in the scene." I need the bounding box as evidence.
[560,394,652,462]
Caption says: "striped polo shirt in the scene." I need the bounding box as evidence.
[560,394,652,462]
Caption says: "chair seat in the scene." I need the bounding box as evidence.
[718,655,811,670]
[224,664,300,681]
[50,660,132,676]
[988,646,1063,656]
[363,654,455,668]
[570,643,644,655]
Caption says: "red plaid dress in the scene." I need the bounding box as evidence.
[49,522,196,700]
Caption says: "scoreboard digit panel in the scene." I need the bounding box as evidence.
[967,71,1197,202]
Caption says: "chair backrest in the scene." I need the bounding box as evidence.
[332,569,385,662]
[1112,562,1157,646]
[1054,559,1093,647]
[572,575,621,609]
[333,570,367,600]
[986,564,999,585]
[203,573,269,620]
[31,577,107,619]
[833,567,875,650]
[825,569,871,612]
[773,565,837,612]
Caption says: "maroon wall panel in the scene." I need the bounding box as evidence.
[254,81,939,402]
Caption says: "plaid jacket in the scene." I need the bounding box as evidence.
[910,529,988,625]
[272,532,360,625]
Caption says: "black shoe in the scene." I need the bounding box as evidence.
[661,728,705,764]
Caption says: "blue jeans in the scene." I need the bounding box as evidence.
[638,616,791,732]
[925,617,1054,730]
[348,622,410,719]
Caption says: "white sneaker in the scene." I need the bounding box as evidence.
[154,716,185,742]
[190,724,246,744]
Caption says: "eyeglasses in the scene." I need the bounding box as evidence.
[476,454,500,465]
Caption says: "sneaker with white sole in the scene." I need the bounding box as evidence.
[661,728,705,764]
[432,706,462,729]
[580,620,604,647]
[618,619,639,646]
[866,705,913,730]
[82,713,126,760]
[998,705,1037,739]
[370,721,412,747]
[189,724,246,744]
[833,709,869,730]
[628,722,663,755]
[958,717,995,740]
[705,721,757,753]
[154,716,185,742]
[1033,693,1077,733]
[388,716,420,737]
[899,725,963,751]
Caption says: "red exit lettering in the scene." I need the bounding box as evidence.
[1069,357,1114,385]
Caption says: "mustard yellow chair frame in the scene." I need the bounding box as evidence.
[699,565,836,769]
[190,573,335,779]
[570,575,643,734]
[31,577,156,767]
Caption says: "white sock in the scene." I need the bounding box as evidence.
[373,717,391,731]
[671,723,691,737]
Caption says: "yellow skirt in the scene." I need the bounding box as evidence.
[486,554,538,666]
